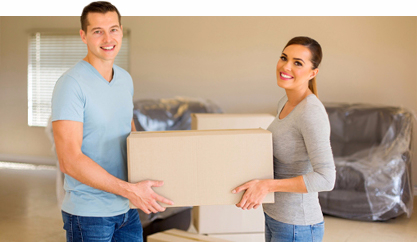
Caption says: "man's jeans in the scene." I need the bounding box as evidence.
[264,212,324,242]
[62,209,143,242]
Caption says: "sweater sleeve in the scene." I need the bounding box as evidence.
[298,102,336,193]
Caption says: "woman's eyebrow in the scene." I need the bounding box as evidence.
[294,58,305,64]
[282,52,305,63]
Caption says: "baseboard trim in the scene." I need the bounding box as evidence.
[0,153,56,166]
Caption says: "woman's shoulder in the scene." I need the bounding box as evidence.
[301,94,326,111]
[297,95,329,122]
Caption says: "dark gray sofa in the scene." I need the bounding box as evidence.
[319,103,414,221]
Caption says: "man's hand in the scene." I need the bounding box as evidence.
[232,179,272,210]
[128,180,174,214]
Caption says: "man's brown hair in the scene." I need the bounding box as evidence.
[80,1,121,32]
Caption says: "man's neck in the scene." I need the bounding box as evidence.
[83,55,114,82]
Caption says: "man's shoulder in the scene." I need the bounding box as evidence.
[60,61,89,81]
[113,64,131,78]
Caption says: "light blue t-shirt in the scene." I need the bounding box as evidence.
[51,60,134,217]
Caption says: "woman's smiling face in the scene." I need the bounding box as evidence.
[276,44,318,92]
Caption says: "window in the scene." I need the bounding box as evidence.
[27,31,130,127]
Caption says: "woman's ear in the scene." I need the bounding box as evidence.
[310,68,319,80]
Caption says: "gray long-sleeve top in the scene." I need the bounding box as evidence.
[263,94,336,225]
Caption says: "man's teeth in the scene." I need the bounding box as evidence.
[281,73,292,78]
[102,46,114,50]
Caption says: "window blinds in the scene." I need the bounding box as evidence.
[28,32,130,127]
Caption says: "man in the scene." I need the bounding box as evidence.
[51,1,173,241]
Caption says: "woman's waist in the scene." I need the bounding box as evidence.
[273,161,312,179]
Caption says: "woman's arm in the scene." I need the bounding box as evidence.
[233,176,307,210]
[233,101,335,210]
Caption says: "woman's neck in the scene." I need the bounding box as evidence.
[285,88,313,107]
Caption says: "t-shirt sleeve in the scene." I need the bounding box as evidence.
[51,75,84,122]
[299,102,336,193]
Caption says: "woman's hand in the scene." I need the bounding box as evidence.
[232,179,273,210]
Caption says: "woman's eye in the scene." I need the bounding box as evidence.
[295,61,303,66]
[280,56,287,61]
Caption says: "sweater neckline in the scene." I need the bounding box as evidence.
[278,94,315,121]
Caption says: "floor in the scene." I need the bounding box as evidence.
[1,161,417,242]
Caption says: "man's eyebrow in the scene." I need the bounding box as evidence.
[90,27,103,32]
[90,25,120,31]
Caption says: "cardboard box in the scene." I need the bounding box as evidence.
[147,229,232,242]
[191,113,275,234]
[192,204,265,234]
[127,129,274,208]
[191,113,275,130]
[207,232,265,242]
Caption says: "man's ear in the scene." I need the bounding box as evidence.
[80,29,87,44]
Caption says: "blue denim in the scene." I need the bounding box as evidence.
[62,209,143,242]
[264,213,324,242]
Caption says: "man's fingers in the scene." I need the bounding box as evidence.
[154,193,174,205]
[149,180,164,187]
[148,205,158,214]
[148,201,162,213]
[140,206,151,214]
[151,200,166,212]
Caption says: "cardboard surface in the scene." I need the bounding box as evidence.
[191,113,276,234]
[191,113,275,130]
[192,204,265,234]
[147,229,231,242]
[127,129,274,208]
[207,232,265,242]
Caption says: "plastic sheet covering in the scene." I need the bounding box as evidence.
[133,96,222,131]
[319,103,414,221]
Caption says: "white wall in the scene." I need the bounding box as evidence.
[0,17,416,187]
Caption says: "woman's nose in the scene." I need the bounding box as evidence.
[283,62,291,71]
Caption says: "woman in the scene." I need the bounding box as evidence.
[232,36,335,242]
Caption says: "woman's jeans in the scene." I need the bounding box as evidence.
[265,212,324,242]
[62,209,143,242]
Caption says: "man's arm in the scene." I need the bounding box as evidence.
[53,120,173,214]
[131,119,136,131]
